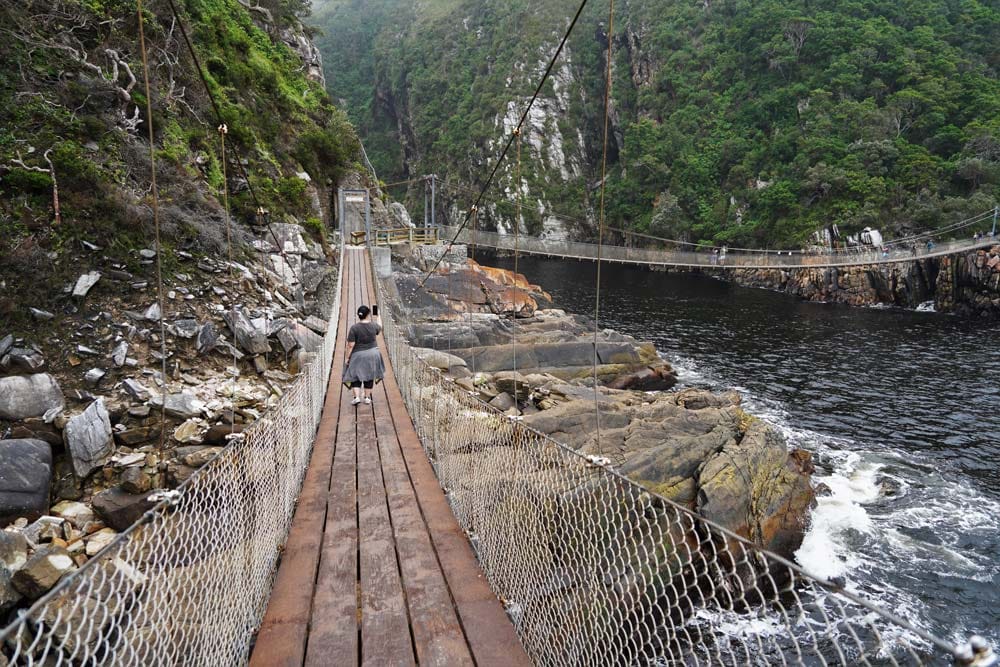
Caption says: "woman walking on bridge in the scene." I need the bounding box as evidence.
[343,304,385,405]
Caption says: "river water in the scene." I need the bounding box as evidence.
[483,251,1000,650]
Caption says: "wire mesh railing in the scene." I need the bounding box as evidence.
[0,249,343,667]
[368,253,993,666]
[440,212,999,270]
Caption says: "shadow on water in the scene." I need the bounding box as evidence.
[483,250,1000,648]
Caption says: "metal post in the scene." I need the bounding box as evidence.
[431,174,436,229]
[337,188,343,240]
[992,205,998,237]
[365,190,371,243]
[424,178,429,229]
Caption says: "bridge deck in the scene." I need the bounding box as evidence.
[250,248,528,666]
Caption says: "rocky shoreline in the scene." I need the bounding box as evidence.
[0,222,336,622]
[715,245,1000,317]
[384,243,817,561]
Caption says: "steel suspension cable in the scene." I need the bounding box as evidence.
[218,123,239,435]
[162,0,304,289]
[137,0,169,450]
[419,0,592,287]
[512,128,522,408]
[591,0,615,456]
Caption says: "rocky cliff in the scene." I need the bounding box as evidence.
[719,245,1000,317]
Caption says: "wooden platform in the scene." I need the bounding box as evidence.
[250,248,529,667]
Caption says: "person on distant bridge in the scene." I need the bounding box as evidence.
[343,304,385,406]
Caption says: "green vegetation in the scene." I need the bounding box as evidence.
[312,0,999,247]
[0,0,359,317]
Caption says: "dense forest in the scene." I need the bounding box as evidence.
[313,0,1000,248]
[0,0,359,317]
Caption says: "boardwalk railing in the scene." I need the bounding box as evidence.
[369,255,988,665]
[0,251,343,666]
[441,223,999,270]
[372,226,439,247]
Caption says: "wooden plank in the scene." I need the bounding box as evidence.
[361,249,529,666]
[359,255,473,666]
[375,336,531,663]
[306,248,363,666]
[356,402,415,664]
[251,248,353,667]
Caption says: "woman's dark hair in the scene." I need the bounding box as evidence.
[357,305,371,320]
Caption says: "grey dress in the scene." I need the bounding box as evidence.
[342,322,385,387]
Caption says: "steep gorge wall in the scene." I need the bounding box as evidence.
[719,246,1000,317]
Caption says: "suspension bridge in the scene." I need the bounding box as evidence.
[432,208,1000,271]
[2,203,996,665]
[2,0,998,664]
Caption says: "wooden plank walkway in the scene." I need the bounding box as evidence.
[250,247,529,667]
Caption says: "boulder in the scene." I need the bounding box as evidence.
[0,439,53,525]
[92,488,157,532]
[50,500,96,531]
[302,316,328,334]
[122,378,152,401]
[0,374,64,420]
[12,547,77,599]
[269,222,310,255]
[63,399,115,479]
[697,421,816,559]
[152,392,205,419]
[115,426,159,447]
[413,347,468,371]
[0,334,12,358]
[85,528,118,557]
[121,467,152,494]
[1,347,46,373]
[182,446,223,468]
[223,309,271,355]
[171,319,200,339]
[8,418,63,447]
[21,516,69,545]
[277,321,323,354]
[0,531,29,572]
[0,564,21,614]
[112,340,129,367]
[196,323,218,354]
[488,392,516,411]
[173,419,206,444]
[72,271,101,298]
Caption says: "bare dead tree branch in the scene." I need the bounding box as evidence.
[3,147,61,225]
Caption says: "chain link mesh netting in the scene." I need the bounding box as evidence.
[369,253,977,667]
[439,219,996,271]
[0,253,343,667]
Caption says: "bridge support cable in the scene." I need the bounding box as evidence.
[591,0,616,456]
[217,123,240,435]
[419,0,592,287]
[161,0,304,290]
[512,128,522,408]
[137,0,169,449]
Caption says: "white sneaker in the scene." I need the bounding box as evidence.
[351,397,361,406]
[364,397,372,405]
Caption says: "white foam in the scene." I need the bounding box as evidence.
[915,300,936,312]
[796,457,880,579]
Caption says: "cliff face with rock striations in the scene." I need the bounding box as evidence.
[0,0,360,620]
[313,0,998,251]
[719,245,1000,317]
